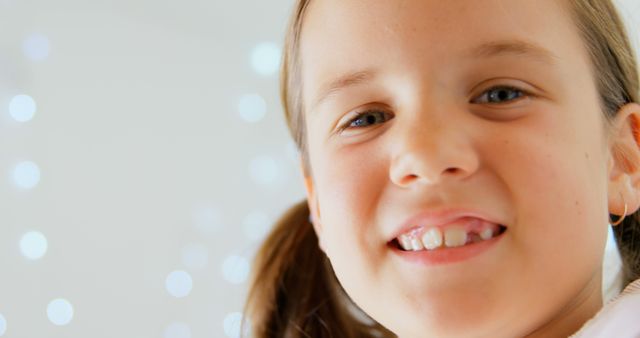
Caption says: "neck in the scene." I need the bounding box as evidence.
[525,272,603,338]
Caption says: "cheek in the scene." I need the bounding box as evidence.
[313,145,387,246]
[309,141,389,283]
[492,117,609,288]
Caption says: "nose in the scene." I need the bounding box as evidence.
[388,114,480,188]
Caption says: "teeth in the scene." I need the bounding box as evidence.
[397,224,501,251]
[421,227,443,250]
[444,227,468,247]
[398,234,413,251]
[410,237,424,251]
[480,228,493,240]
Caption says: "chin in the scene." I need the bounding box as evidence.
[365,290,512,338]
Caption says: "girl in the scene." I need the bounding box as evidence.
[245,0,640,337]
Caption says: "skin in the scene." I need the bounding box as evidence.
[298,0,640,337]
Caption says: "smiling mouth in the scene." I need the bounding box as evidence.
[390,223,507,252]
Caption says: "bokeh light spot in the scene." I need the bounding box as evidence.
[221,255,249,285]
[242,211,271,242]
[181,244,208,270]
[47,298,73,326]
[20,231,48,260]
[250,42,281,76]
[192,204,223,234]
[9,94,37,122]
[12,161,41,189]
[164,321,191,338]
[0,313,6,336]
[237,94,267,123]
[22,33,50,61]
[165,270,193,298]
[248,156,278,186]
[223,312,244,338]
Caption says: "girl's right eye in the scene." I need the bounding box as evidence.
[339,109,394,132]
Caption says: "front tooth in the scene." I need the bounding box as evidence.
[444,227,468,247]
[480,228,493,241]
[421,227,443,250]
[398,234,413,251]
[410,237,424,251]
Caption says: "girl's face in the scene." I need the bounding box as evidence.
[300,0,635,336]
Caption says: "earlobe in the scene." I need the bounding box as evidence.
[301,159,325,251]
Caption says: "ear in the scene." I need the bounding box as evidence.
[607,103,640,218]
[301,159,325,251]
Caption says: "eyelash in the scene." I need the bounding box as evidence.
[339,85,530,132]
[473,85,528,105]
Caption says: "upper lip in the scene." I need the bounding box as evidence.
[389,207,505,241]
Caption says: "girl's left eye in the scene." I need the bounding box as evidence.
[340,110,393,131]
[473,86,527,104]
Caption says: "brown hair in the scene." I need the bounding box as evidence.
[244,0,640,336]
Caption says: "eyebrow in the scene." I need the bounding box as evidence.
[311,39,558,111]
[312,70,376,112]
[467,39,559,65]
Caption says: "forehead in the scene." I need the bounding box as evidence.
[299,0,586,109]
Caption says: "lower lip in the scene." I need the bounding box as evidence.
[389,229,505,266]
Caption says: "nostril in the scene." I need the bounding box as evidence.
[444,167,461,175]
[393,174,419,187]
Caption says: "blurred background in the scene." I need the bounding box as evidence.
[0,0,638,337]
[1,0,303,337]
